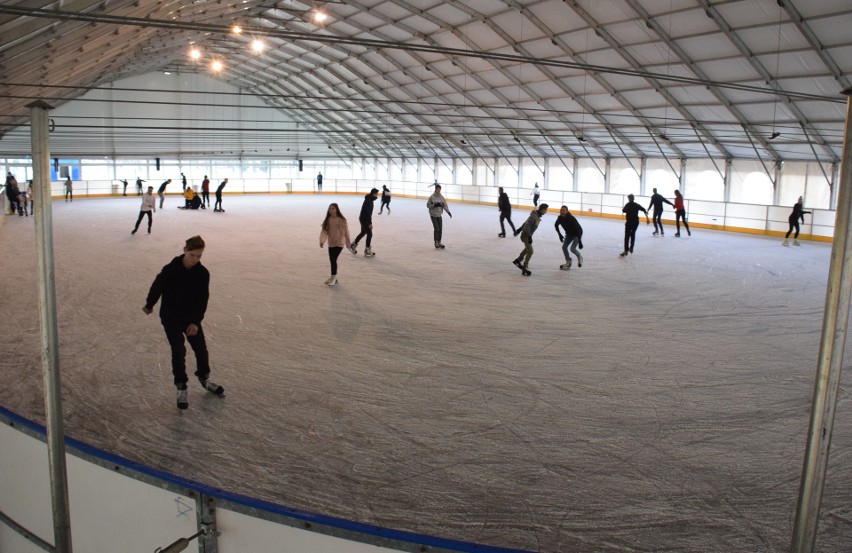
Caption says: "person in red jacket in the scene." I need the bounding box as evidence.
[673,190,691,237]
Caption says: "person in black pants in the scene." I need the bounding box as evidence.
[143,235,224,410]
[555,206,583,269]
[497,187,517,237]
[647,188,673,236]
[378,185,391,214]
[213,178,228,212]
[316,172,323,192]
[427,184,452,248]
[784,195,811,246]
[349,188,379,257]
[620,194,649,257]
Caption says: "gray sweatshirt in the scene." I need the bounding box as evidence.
[427,192,451,218]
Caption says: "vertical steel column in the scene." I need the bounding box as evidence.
[790,88,852,553]
[28,100,74,553]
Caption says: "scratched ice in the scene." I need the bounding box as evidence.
[0,194,850,552]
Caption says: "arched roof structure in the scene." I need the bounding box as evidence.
[0,0,850,163]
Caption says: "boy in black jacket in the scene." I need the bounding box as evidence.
[349,188,379,257]
[143,235,224,409]
[555,206,583,269]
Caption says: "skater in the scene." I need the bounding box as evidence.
[135,177,145,195]
[555,206,583,269]
[497,187,517,237]
[5,174,21,215]
[182,186,194,208]
[157,178,172,209]
[620,194,650,257]
[64,176,73,202]
[427,184,452,248]
[378,184,391,214]
[118,178,129,196]
[784,196,811,246]
[181,173,187,191]
[673,190,691,237]
[316,172,323,192]
[513,203,549,276]
[349,188,379,257]
[213,178,227,212]
[320,203,352,286]
[143,235,224,410]
[531,182,540,207]
[26,180,34,216]
[647,188,673,236]
[201,175,210,208]
[18,186,28,217]
[132,186,156,234]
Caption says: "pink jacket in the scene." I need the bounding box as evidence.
[320,216,351,248]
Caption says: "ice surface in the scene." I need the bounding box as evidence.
[0,194,850,552]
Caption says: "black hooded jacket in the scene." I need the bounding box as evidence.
[145,255,210,327]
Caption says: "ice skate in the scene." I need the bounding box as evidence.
[793,240,800,246]
[675,233,680,237]
[324,276,335,285]
[513,258,524,269]
[364,247,375,257]
[177,387,188,410]
[783,239,789,246]
[560,259,572,270]
[653,231,659,236]
[327,275,337,286]
[619,251,628,257]
[131,228,137,235]
[498,232,506,237]
[577,256,583,268]
[347,242,358,255]
[521,265,531,276]
[201,379,224,396]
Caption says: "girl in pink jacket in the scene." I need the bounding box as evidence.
[319,203,352,286]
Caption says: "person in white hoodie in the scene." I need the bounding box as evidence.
[319,203,352,286]
[132,186,156,234]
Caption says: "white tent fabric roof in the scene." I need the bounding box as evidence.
[0,0,850,162]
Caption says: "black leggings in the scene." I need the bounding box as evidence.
[676,210,690,235]
[163,322,210,387]
[328,246,342,275]
[786,219,800,239]
[134,210,152,231]
[354,223,372,248]
[431,216,443,242]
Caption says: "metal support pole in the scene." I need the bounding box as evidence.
[790,88,852,553]
[28,100,74,553]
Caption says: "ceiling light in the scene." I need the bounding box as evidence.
[251,39,265,53]
[770,131,781,139]
[189,48,201,60]
[315,11,328,23]
[231,24,242,34]
[211,60,224,72]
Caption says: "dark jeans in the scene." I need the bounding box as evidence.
[353,223,372,248]
[7,196,20,214]
[163,321,210,387]
[328,246,342,275]
[533,194,539,207]
[214,193,222,210]
[500,211,516,235]
[431,216,443,242]
[624,222,639,252]
[134,210,152,231]
[652,209,664,233]
[65,189,72,201]
[202,190,210,207]
[379,198,390,213]
[676,210,690,235]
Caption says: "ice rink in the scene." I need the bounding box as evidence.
[0,193,850,552]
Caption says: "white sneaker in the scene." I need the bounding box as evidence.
[327,275,338,286]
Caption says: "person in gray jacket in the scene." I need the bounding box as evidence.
[513,203,549,274]
[427,184,452,249]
